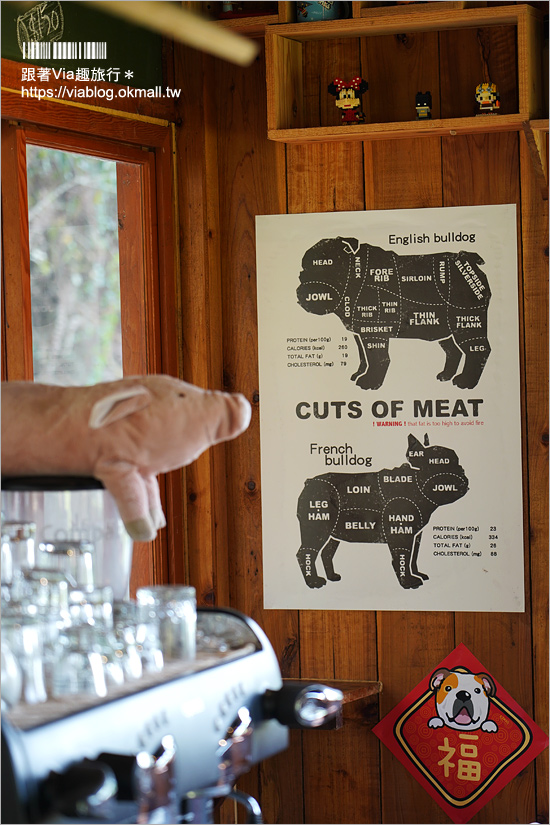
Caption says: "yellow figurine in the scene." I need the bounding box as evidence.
[475,82,500,115]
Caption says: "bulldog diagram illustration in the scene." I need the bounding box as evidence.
[297,236,492,390]
[428,666,498,733]
[296,434,469,590]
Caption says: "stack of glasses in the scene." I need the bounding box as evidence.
[1,519,197,708]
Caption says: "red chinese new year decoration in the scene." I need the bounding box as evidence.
[373,643,548,823]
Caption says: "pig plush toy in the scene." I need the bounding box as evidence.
[1,375,252,542]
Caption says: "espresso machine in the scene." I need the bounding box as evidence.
[1,478,343,824]
[2,607,343,824]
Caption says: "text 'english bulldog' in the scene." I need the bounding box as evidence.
[296,434,468,591]
[297,237,492,390]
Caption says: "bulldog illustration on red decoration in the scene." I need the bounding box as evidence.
[428,666,498,733]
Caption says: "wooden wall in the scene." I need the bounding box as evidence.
[173,23,548,825]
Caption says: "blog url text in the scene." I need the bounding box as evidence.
[21,85,181,101]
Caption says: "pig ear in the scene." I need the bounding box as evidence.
[89,386,152,429]
[339,237,360,255]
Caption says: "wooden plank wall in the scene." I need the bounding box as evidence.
[174,20,548,825]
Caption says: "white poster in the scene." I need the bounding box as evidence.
[256,205,524,611]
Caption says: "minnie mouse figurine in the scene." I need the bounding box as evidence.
[328,76,368,123]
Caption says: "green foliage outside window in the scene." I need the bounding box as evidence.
[27,146,123,385]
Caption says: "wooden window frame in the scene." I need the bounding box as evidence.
[1,76,184,591]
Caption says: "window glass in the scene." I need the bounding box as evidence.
[26,146,123,385]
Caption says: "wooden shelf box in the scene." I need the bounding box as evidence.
[265,3,544,144]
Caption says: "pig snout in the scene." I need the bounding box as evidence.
[211,392,251,442]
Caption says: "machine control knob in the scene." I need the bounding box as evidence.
[263,681,343,728]
[45,758,118,818]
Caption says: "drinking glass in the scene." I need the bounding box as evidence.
[1,640,22,708]
[112,601,144,681]
[135,603,164,674]
[23,568,71,617]
[1,606,47,704]
[1,521,36,576]
[37,539,95,589]
[51,625,109,698]
[1,484,133,600]
[1,531,13,585]
[22,569,72,691]
[67,585,114,629]
[136,586,196,662]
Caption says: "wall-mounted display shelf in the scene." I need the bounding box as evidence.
[205,1,481,32]
[284,679,383,730]
[265,3,544,144]
[207,2,279,34]
[356,1,484,17]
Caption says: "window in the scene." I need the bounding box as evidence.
[27,146,123,385]
[1,111,181,590]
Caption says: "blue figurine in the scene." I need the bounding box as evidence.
[296,2,350,21]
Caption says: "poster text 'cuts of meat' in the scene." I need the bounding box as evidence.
[256,206,523,611]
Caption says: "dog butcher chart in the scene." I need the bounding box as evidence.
[296,434,469,591]
[297,239,491,390]
[256,205,524,611]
